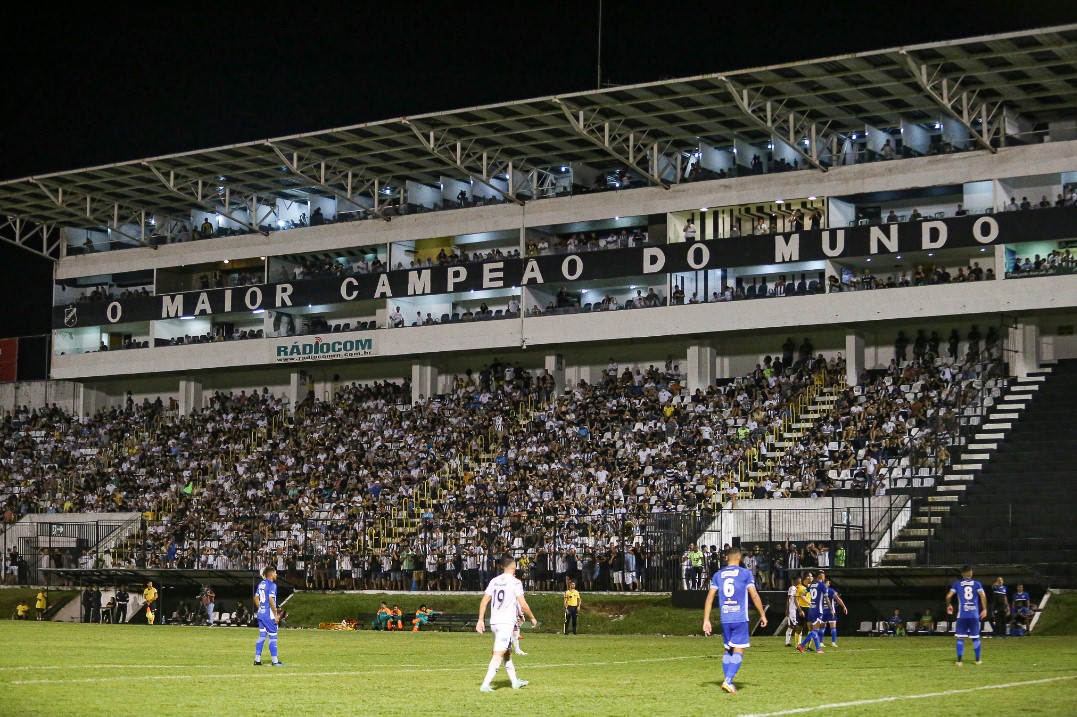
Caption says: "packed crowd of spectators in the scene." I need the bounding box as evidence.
[2,329,1001,590]
[1007,247,1076,277]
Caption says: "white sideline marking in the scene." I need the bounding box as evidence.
[7,655,704,685]
[737,675,1077,717]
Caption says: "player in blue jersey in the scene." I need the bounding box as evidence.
[702,545,768,695]
[796,570,829,654]
[946,565,987,665]
[253,566,285,666]
[823,579,848,648]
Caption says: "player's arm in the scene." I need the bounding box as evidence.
[516,594,537,628]
[945,588,956,615]
[253,592,261,610]
[269,595,279,622]
[476,593,490,633]
[702,586,717,635]
[835,595,848,614]
[978,589,988,620]
[748,586,768,627]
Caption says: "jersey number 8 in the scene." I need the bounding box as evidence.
[963,586,973,601]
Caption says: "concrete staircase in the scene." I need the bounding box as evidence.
[752,386,840,481]
[880,367,1050,566]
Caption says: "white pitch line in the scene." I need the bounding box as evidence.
[737,675,1077,717]
[7,654,705,686]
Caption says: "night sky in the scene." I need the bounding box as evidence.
[1,1,1073,342]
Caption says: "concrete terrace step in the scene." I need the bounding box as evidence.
[900,528,934,537]
[987,413,1020,420]
[982,422,1012,431]
[910,516,944,525]
[937,484,967,492]
[950,463,983,471]
[973,432,1006,441]
[881,554,917,564]
[966,443,997,451]
[927,494,959,503]
[960,452,991,461]
[944,474,975,482]
[996,403,1029,411]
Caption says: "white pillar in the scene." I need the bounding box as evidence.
[994,244,1006,280]
[686,343,717,394]
[845,331,865,386]
[1012,320,1040,378]
[544,353,565,397]
[412,360,438,404]
[178,376,203,415]
[287,369,306,411]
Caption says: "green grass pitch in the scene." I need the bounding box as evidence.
[1,622,1074,716]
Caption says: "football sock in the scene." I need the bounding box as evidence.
[504,659,518,683]
[482,656,502,686]
[973,638,982,661]
[956,638,964,661]
[785,627,793,644]
[255,631,266,657]
[721,653,732,681]
[728,653,743,681]
[268,634,278,659]
[799,630,814,648]
[830,627,838,643]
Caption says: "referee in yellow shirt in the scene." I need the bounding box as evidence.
[564,581,581,635]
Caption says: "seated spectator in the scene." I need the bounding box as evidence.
[888,608,906,636]
[918,608,935,633]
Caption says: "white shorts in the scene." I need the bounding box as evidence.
[787,613,799,627]
[491,623,513,652]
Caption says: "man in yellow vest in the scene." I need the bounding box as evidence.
[35,590,47,621]
[564,581,582,635]
[143,581,159,624]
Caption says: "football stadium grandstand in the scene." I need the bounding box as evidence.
[1,24,1077,627]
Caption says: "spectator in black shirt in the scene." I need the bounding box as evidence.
[311,207,325,225]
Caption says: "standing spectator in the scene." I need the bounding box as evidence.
[143,581,159,624]
[201,585,217,626]
[990,577,1009,636]
[563,580,582,635]
[115,587,129,624]
[81,587,93,623]
[35,590,47,621]
[90,587,102,624]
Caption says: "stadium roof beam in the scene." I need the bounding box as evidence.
[901,51,1000,154]
[28,180,155,250]
[719,77,831,172]
[552,98,672,189]
[142,163,270,236]
[0,215,60,261]
[403,121,525,206]
[264,143,392,222]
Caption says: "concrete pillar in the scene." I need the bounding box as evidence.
[994,244,1006,280]
[178,376,203,415]
[686,343,717,394]
[76,383,101,418]
[412,360,438,404]
[287,369,306,411]
[544,353,565,397]
[1011,320,1040,378]
[845,331,865,386]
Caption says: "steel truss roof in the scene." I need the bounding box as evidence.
[2,25,1075,259]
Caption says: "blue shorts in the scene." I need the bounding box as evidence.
[721,621,750,649]
[258,616,278,635]
[806,609,824,625]
[955,617,980,638]
[822,611,834,623]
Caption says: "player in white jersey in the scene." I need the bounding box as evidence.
[785,575,802,647]
[477,554,537,692]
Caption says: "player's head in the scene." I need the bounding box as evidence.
[500,553,516,573]
[724,545,742,564]
[419,604,427,611]
[893,608,900,615]
[1017,583,1024,591]
[262,566,277,581]
[380,602,387,608]
[961,565,973,578]
[995,576,1004,585]
[568,581,576,589]
[816,571,825,582]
